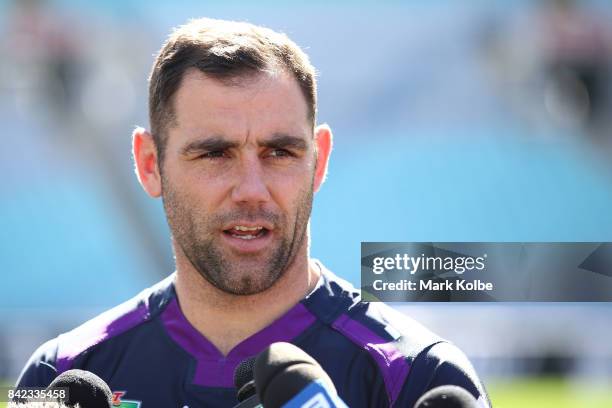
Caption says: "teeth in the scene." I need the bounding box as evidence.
[233,234,257,240]
[233,226,263,232]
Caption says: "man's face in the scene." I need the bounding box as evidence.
[160,69,316,295]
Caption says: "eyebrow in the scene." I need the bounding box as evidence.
[180,133,308,156]
[180,137,238,156]
[260,133,308,151]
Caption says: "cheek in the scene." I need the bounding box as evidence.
[267,168,313,197]
[161,178,189,220]
[162,173,209,224]
[265,156,316,185]
[172,165,232,206]
[269,175,314,221]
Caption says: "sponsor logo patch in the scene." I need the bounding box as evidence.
[112,391,142,407]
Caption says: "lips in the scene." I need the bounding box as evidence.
[224,225,268,240]
[220,222,274,251]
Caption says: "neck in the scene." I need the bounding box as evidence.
[173,243,320,356]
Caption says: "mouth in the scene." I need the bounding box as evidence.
[223,225,270,240]
[220,221,275,253]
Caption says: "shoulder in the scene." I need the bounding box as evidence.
[402,341,491,407]
[14,338,60,388]
[309,263,444,359]
[15,275,175,387]
[308,263,490,407]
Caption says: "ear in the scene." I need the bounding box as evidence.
[132,127,162,198]
[313,124,333,193]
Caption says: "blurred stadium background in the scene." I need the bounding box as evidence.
[1,0,612,407]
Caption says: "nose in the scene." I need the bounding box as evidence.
[231,157,272,205]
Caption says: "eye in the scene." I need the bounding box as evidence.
[268,149,294,158]
[201,150,227,159]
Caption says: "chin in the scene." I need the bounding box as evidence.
[214,268,281,295]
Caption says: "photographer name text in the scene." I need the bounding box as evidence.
[372,279,494,291]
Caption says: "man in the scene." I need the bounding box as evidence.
[17,18,490,407]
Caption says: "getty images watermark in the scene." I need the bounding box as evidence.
[372,253,494,291]
[371,252,491,292]
[361,242,612,302]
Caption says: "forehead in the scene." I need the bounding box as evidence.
[169,69,311,145]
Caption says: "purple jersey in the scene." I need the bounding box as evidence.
[17,262,490,407]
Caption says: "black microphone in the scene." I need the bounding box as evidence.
[254,342,347,408]
[414,385,479,408]
[47,369,112,408]
[233,357,262,408]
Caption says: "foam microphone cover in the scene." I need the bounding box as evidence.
[414,385,479,408]
[234,357,257,402]
[254,342,335,408]
[47,369,112,408]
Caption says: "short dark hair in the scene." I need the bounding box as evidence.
[148,18,317,164]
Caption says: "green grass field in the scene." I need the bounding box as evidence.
[488,377,612,408]
[1,377,611,407]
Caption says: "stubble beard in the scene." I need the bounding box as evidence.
[161,176,313,296]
